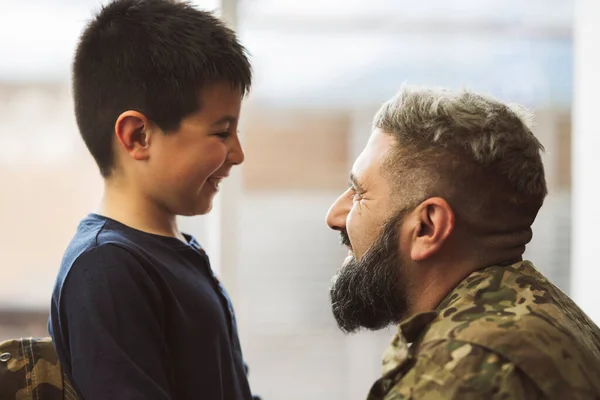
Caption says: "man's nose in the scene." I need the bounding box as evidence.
[326,192,351,231]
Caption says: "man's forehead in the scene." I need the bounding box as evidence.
[351,129,395,181]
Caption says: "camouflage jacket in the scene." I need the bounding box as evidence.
[0,337,77,400]
[367,261,600,400]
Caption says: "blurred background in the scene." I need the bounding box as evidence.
[1,0,596,399]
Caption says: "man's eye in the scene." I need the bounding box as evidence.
[214,132,230,140]
[350,188,363,201]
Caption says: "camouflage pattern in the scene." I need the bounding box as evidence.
[0,337,78,400]
[368,261,600,400]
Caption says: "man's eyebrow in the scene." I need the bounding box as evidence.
[211,115,237,126]
[349,172,365,192]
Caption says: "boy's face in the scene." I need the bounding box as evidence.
[140,82,244,216]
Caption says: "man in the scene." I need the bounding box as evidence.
[326,85,600,399]
[49,1,257,398]
[0,337,76,400]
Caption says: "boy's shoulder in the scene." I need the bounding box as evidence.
[55,214,162,291]
[60,214,139,270]
[52,214,175,307]
[56,214,201,288]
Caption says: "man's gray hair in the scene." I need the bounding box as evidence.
[373,84,547,229]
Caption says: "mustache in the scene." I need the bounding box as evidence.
[339,231,351,247]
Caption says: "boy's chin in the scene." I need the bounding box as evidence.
[192,196,215,216]
[172,197,214,217]
[196,202,213,215]
[174,190,218,217]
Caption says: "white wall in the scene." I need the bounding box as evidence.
[571,0,600,323]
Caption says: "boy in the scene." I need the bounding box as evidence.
[48,0,254,398]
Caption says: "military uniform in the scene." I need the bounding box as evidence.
[368,261,600,400]
[0,337,77,400]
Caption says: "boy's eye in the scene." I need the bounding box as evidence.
[214,132,229,139]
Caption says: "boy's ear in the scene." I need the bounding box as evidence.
[115,111,152,161]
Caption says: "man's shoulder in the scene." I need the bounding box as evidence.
[408,333,599,399]
[427,261,599,351]
[0,337,77,400]
[418,261,600,398]
[377,339,543,400]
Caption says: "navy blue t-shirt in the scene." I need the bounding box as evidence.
[48,214,253,400]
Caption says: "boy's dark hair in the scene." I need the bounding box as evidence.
[73,0,252,177]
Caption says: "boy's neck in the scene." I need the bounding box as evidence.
[98,180,186,242]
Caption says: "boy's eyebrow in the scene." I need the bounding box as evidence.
[211,115,237,126]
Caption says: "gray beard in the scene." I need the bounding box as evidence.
[329,210,410,333]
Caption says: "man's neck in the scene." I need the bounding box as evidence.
[408,263,475,316]
[98,180,185,242]
[407,244,525,316]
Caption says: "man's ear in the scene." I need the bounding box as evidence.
[114,111,152,161]
[410,197,455,261]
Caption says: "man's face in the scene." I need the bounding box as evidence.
[326,129,411,332]
[326,129,396,261]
